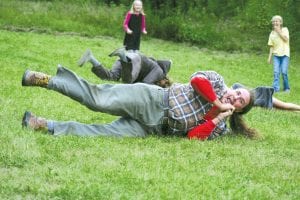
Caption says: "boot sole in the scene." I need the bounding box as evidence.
[21,69,30,86]
[22,111,31,128]
[78,49,91,67]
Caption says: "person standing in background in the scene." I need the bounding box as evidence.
[267,15,290,92]
[123,0,147,51]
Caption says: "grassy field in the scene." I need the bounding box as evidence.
[0,29,300,199]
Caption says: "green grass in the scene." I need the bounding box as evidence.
[0,0,126,39]
[0,30,300,199]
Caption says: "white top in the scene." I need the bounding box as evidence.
[268,27,290,57]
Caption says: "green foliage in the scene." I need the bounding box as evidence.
[0,0,125,38]
[1,0,299,52]
[0,30,300,199]
[149,15,180,41]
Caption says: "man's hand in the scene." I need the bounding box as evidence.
[218,109,234,119]
[219,103,235,112]
[213,99,235,112]
[212,109,234,125]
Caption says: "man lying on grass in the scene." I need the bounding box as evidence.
[21,66,257,140]
[78,47,172,88]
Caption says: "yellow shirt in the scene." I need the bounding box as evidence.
[268,27,290,57]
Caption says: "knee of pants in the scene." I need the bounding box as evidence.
[273,73,280,79]
[282,68,288,75]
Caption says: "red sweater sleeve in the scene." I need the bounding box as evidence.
[188,120,216,140]
[190,76,217,102]
[123,12,132,32]
[203,105,219,121]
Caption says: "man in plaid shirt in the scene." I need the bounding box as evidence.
[168,71,233,139]
[21,67,256,140]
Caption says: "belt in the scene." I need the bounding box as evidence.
[162,89,169,133]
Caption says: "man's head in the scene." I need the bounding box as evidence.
[221,88,254,113]
[232,83,274,109]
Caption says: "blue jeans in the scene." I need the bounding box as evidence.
[273,55,290,92]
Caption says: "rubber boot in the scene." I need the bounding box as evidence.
[22,111,48,132]
[22,70,51,88]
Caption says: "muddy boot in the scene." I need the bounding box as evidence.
[109,46,128,62]
[22,111,48,132]
[22,70,51,87]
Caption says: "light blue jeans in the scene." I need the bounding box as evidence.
[273,55,290,92]
[47,66,169,137]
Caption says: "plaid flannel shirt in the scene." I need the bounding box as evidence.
[167,71,229,138]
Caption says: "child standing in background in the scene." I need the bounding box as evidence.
[123,0,147,51]
[267,15,290,92]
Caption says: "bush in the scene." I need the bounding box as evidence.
[149,16,180,41]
